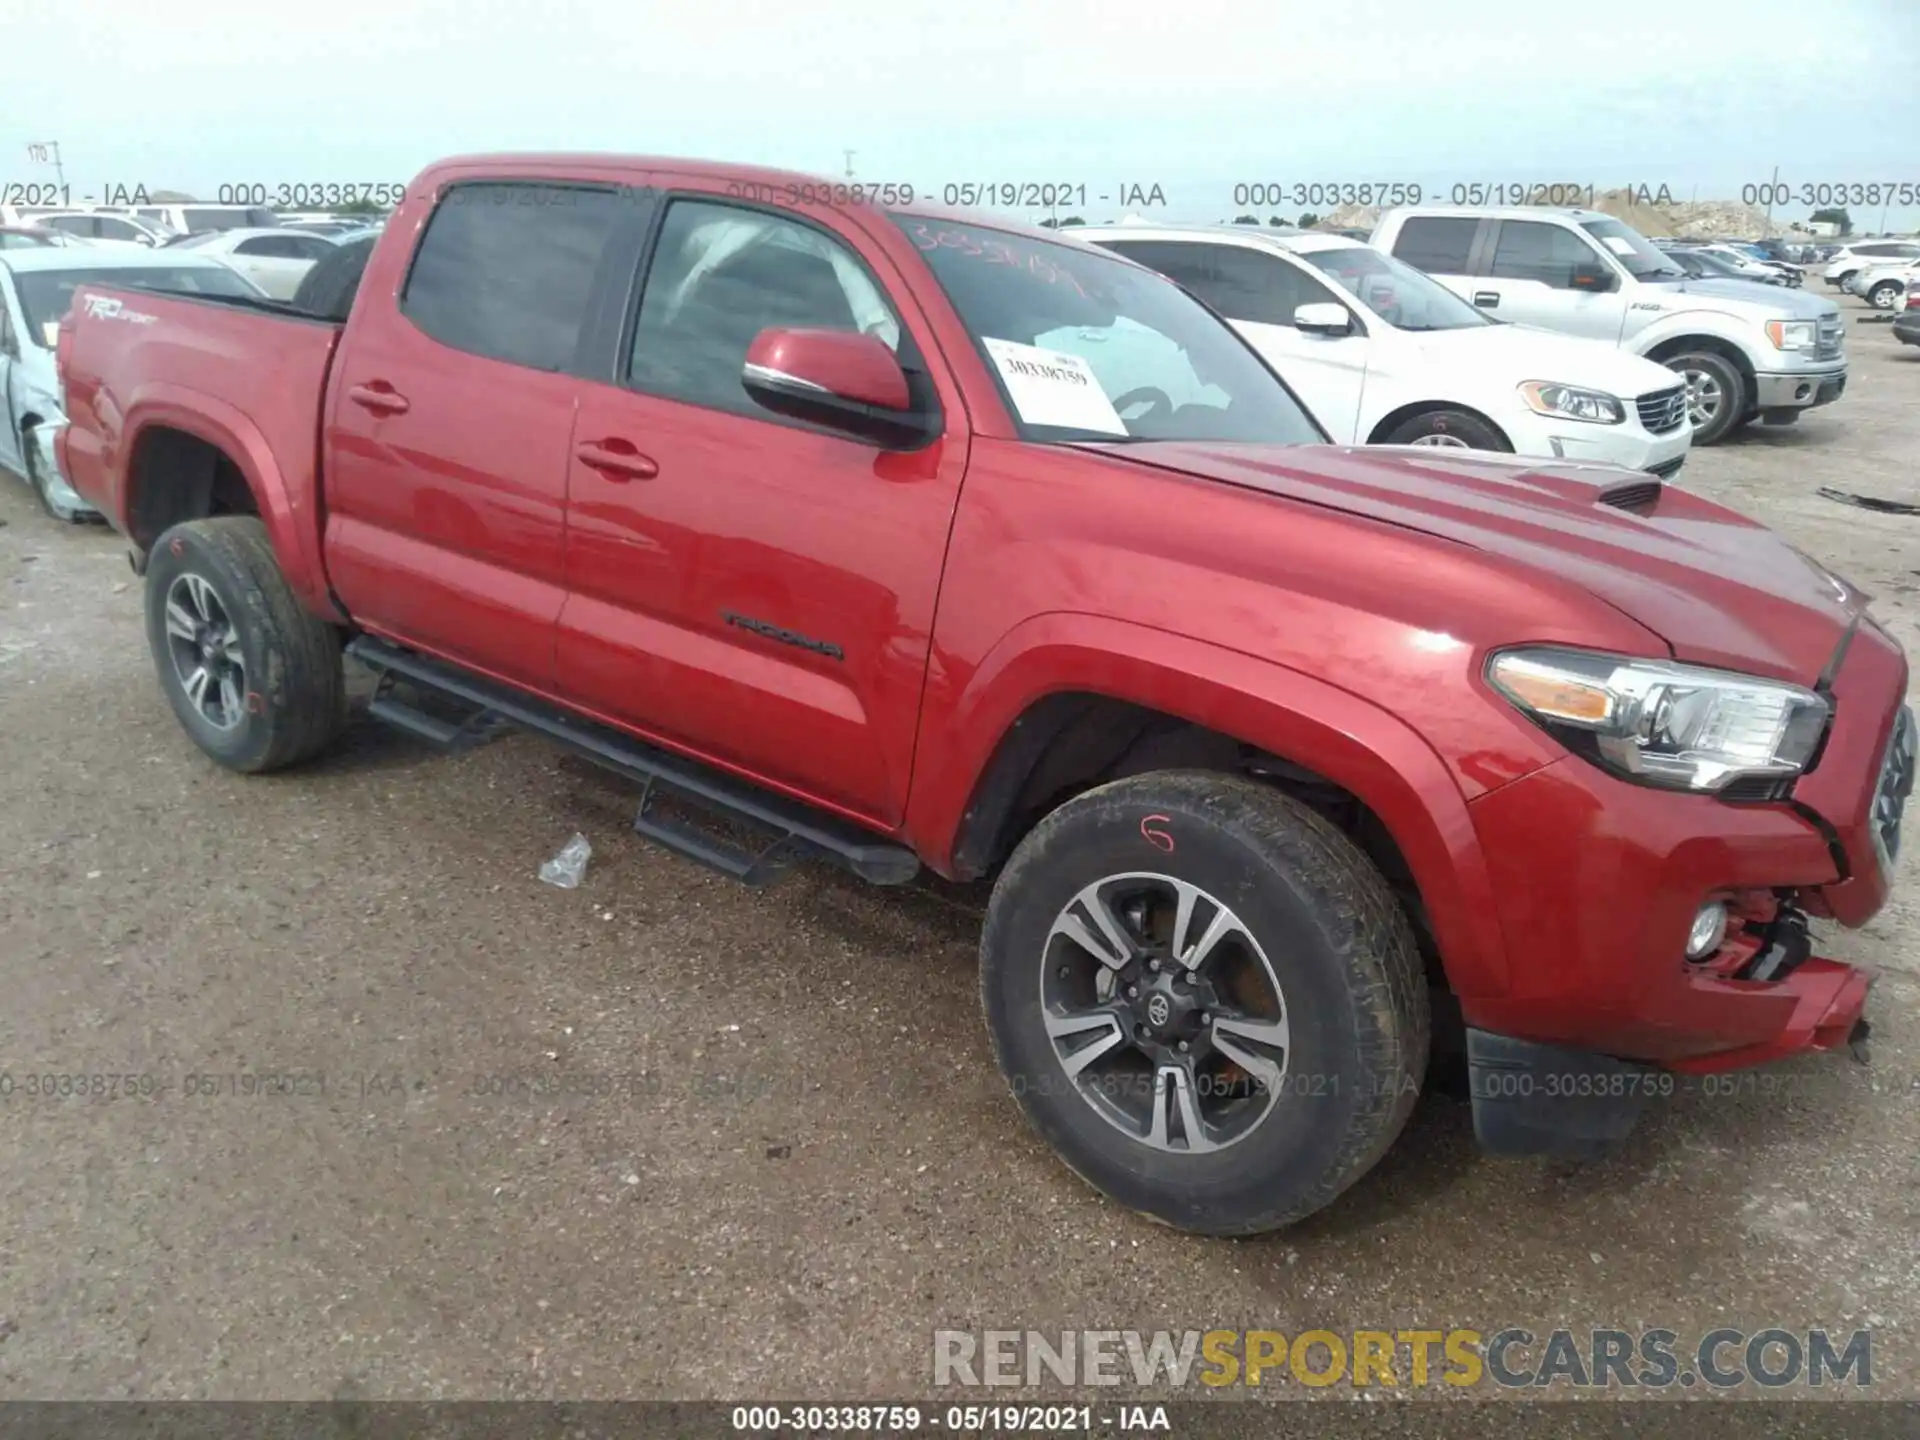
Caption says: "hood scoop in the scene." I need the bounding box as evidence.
[1596,476,1663,514]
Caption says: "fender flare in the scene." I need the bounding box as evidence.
[906,613,1513,997]
[120,382,344,621]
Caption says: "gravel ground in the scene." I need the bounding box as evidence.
[0,290,1915,1407]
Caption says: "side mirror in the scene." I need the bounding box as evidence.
[1294,302,1354,336]
[742,328,933,448]
[1568,261,1617,293]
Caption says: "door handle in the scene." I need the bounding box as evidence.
[346,382,410,416]
[1472,291,1500,308]
[574,439,659,481]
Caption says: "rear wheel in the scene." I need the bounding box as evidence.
[1665,350,1746,445]
[144,517,346,773]
[980,771,1429,1235]
[1381,408,1510,452]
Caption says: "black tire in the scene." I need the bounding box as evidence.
[1663,349,1746,445]
[1868,281,1903,311]
[144,517,346,773]
[1381,408,1510,452]
[980,770,1429,1236]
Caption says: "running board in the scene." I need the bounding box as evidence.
[347,636,920,887]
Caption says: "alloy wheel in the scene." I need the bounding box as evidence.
[1682,368,1723,426]
[1040,873,1290,1154]
[163,572,248,730]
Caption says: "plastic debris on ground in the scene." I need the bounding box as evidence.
[539,832,593,889]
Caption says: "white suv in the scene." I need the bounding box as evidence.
[1080,224,1691,477]
[1822,241,1920,289]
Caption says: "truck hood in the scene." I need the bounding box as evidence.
[1406,322,1680,398]
[1084,440,1862,684]
[1638,276,1839,319]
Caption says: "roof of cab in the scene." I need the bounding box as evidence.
[411,152,1099,247]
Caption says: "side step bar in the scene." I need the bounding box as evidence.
[347,635,920,888]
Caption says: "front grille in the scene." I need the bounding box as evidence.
[1815,318,1845,360]
[1635,385,1688,434]
[1873,706,1916,876]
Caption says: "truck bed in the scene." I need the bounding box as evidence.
[58,285,344,595]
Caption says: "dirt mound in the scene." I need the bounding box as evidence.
[1318,190,1785,241]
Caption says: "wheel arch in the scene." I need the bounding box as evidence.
[909,615,1513,998]
[1364,399,1512,449]
[119,386,344,621]
[1642,332,1756,390]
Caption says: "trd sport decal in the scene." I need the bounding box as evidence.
[720,611,845,662]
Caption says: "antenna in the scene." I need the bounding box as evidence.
[843,149,856,180]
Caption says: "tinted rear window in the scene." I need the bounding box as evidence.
[1390,216,1479,273]
[401,182,627,373]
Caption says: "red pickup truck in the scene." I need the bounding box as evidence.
[56,154,1914,1236]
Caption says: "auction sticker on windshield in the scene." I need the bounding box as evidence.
[982,338,1127,435]
[1600,236,1638,257]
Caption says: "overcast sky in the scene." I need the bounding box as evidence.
[11,0,1920,228]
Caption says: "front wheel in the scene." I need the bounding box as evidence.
[1381,408,1510,452]
[144,517,347,773]
[1869,281,1903,311]
[979,771,1429,1236]
[1665,350,1747,445]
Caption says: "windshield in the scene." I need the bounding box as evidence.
[1579,217,1684,279]
[15,265,263,344]
[1296,244,1492,332]
[893,217,1322,444]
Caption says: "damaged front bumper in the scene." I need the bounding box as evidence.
[29,419,100,522]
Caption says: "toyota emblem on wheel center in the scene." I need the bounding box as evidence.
[1146,994,1171,1027]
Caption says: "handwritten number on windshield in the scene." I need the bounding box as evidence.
[907,222,1089,297]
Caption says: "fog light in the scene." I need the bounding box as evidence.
[1686,902,1729,960]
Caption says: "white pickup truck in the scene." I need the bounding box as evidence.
[1371,207,1847,445]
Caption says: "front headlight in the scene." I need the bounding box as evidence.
[1517,381,1624,425]
[1487,647,1830,793]
[1765,319,1818,350]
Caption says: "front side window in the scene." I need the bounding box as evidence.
[402,182,628,373]
[1297,244,1492,331]
[1580,218,1683,278]
[44,215,97,238]
[895,217,1322,444]
[1098,240,1341,329]
[1489,221,1605,288]
[628,199,903,413]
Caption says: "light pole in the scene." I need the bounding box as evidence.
[26,140,66,188]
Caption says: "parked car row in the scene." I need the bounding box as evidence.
[1080,224,1692,475]
[1367,207,1848,446]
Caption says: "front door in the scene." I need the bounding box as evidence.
[1469,219,1629,343]
[556,190,969,825]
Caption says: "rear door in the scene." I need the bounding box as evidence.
[554,187,969,825]
[1384,215,1484,299]
[322,177,646,690]
[1470,219,1629,342]
[1096,238,1366,441]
